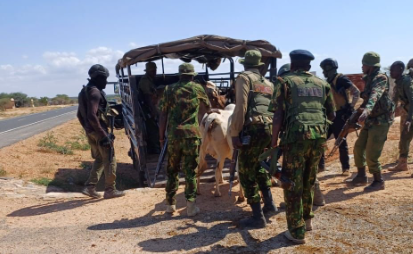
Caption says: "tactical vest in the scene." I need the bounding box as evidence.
[363,73,394,119]
[283,73,328,135]
[331,73,348,109]
[82,85,110,125]
[240,71,274,125]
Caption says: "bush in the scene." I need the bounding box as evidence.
[31,178,52,186]
[38,132,74,155]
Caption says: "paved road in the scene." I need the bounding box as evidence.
[0,106,78,148]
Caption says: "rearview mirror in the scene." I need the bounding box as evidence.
[114,84,120,94]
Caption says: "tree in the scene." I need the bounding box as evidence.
[8,92,28,108]
[39,97,49,106]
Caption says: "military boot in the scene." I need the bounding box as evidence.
[81,185,101,199]
[238,202,267,229]
[166,205,176,214]
[261,187,278,215]
[364,172,385,192]
[347,167,368,186]
[305,219,313,231]
[186,200,200,217]
[313,181,325,206]
[389,157,408,171]
[103,188,125,199]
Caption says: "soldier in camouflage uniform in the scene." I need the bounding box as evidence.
[77,64,125,199]
[349,52,394,191]
[230,49,277,229]
[269,50,335,244]
[158,63,215,217]
[388,61,413,172]
[139,62,160,154]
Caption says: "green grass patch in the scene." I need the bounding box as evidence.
[38,132,74,155]
[66,140,90,151]
[31,177,52,186]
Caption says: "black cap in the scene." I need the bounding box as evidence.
[289,50,315,62]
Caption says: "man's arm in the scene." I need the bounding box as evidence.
[268,80,285,148]
[229,75,249,137]
[86,88,107,139]
[405,78,413,122]
[364,75,387,114]
[325,86,336,121]
[338,76,360,108]
[158,88,169,145]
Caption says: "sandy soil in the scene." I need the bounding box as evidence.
[0,105,73,120]
[0,118,412,254]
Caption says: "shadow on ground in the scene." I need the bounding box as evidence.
[45,161,140,192]
[7,199,101,217]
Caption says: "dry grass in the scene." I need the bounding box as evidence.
[0,105,73,120]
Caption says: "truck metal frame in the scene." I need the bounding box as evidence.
[115,35,282,187]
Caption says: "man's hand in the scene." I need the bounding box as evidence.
[358,109,369,124]
[99,136,112,147]
[206,108,221,115]
[231,136,243,149]
[108,133,116,141]
[160,139,165,149]
[405,121,412,133]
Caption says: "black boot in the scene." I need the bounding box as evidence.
[261,187,278,215]
[347,167,368,186]
[238,202,267,229]
[364,172,385,192]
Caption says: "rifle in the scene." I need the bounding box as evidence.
[152,138,168,188]
[228,148,239,197]
[327,109,363,158]
[107,115,115,163]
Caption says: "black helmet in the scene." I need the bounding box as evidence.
[88,64,110,78]
[278,63,290,76]
[320,58,338,71]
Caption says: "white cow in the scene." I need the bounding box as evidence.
[197,104,245,202]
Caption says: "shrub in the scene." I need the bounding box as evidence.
[38,132,73,155]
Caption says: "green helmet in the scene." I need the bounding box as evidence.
[407,58,413,69]
[278,63,290,76]
[362,52,381,67]
[179,63,197,76]
[88,64,110,78]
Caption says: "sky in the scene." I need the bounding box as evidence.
[0,0,412,98]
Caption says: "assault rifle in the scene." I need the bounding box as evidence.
[327,108,363,158]
[152,138,168,188]
[107,115,115,163]
[228,149,239,197]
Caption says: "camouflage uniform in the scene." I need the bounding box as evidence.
[139,73,160,153]
[269,70,335,240]
[230,68,274,205]
[158,80,209,205]
[353,69,394,174]
[393,74,413,158]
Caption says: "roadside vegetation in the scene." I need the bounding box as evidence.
[0,92,76,111]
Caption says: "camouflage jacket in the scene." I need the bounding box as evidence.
[362,69,394,125]
[394,74,413,121]
[159,80,210,140]
[268,70,335,145]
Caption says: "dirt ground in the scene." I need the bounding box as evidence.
[0,105,73,120]
[0,118,413,254]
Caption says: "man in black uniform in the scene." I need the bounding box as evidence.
[318,58,360,176]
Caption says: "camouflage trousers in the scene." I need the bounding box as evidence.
[282,139,325,240]
[398,112,413,158]
[238,125,272,205]
[354,123,391,174]
[85,132,117,190]
[165,138,200,205]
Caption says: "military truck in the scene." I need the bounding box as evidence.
[115,35,282,187]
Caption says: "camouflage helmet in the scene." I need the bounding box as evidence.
[278,63,290,76]
[407,58,413,69]
[239,50,265,67]
[88,64,110,78]
[362,52,381,67]
[179,63,197,76]
[320,58,338,71]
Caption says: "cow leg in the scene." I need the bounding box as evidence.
[236,159,246,202]
[214,158,225,197]
[197,147,207,195]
